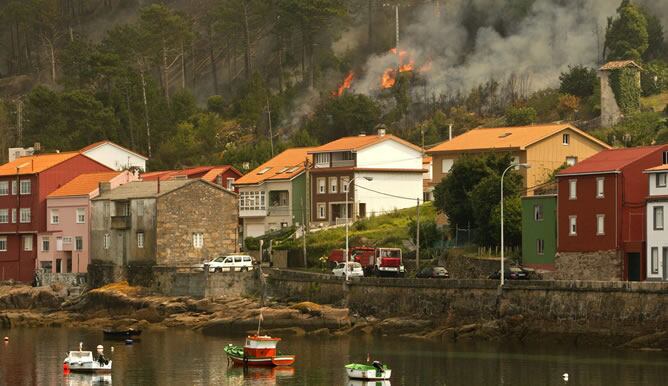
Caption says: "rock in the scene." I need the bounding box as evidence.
[134,307,164,323]
[377,317,432,334]
[307,328,331,337]
[622,331,668,350]
[457,323,479,334]
[290,302,323,317]
[262,327,306,337]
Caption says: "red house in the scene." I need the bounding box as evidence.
[141,165,242,192]
[0,152,112,282]
[556,145,668,281]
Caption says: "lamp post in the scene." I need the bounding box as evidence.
[345,176,373,281]
[500,162,530,287]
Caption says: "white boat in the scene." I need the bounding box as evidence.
[347,380,391,386]
[63,343,112,374]
[345,361,392,381]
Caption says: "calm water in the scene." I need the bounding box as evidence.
[0,327,666,386]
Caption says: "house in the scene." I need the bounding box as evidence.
[0,152,113,282]
[643,164,668,281]
[90,179,237,267]
[422,156,434,202]
[37,171,137,274]
[80,141,148,171]
[141,165,242,191]
[235,147,315,238]
[521,195,557,269]
[556,145,668,281]
[599,60,642,127]
[308,129,423,225]
[427,124,611,195]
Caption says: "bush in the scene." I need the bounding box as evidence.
[559,65,597,98]
[505,106,537,126]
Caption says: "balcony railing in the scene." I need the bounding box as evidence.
[331,159,355,168]
[239,208,268,218]
[111,215,130,229]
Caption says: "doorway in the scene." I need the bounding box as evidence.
[663,247,668,280]
[627,253,641,281]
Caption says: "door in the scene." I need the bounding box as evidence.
[663,248,668,280]
[627,253,641,281]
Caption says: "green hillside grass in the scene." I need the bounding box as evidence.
[641,92,668,112]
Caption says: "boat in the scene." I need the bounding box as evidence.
[102,328,141,340]
[63,343,112,374]
[347,381,391,386]
[345,361,392,381]
[224,336,296,366]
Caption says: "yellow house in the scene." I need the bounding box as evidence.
[427,123,611,194]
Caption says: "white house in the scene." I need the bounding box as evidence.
[80,141,148,171]
[644,164,668,281]
[308,129,424,225]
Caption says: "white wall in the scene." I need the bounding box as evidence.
[84,143,147,171]
[354,171,423,217]
[239,180,295,237]
[356,139,422,170]
[648,172,668,197]
[646,200,668,280]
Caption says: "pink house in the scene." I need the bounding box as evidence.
[37,171,137,273]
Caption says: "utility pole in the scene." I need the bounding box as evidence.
[301,198,307,268]
[266,97,274,156]
[16,99,23,146]
[382,2,400,49]
[303,158,311,267]
[416,198,420,273]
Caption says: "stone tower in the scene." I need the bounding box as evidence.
[598,60,642,127]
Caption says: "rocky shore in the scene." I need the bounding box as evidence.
[1,283,666,351]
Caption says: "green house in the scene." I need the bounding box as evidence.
[521,195,557,268]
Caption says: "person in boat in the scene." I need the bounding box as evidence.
[96,353,110,366]
[372,361,385,373]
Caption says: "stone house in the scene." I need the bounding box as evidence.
[90,179,237,267]
[598,60,642,127]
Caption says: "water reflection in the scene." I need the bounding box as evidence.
[225,366,295,385]
[63,373,112,386]
[347,381,391,386]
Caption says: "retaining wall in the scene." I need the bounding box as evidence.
[152,266,260,298]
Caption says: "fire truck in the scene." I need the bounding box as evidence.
[328,247,405,277]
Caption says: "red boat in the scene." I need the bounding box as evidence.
[224,335,296,367]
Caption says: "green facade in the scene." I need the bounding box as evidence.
[521,195,557,266]
[291,173,307,226]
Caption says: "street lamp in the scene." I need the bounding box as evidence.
[345,176,373,281]
[500,162,530,287]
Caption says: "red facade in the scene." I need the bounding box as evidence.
[557,145,668,280]
[0,155,111,282]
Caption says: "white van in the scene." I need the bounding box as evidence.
[205,255,255,272]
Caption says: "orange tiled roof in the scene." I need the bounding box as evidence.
[0,152,80,176]
[644,164,668,172]
[141,165,239,182]
[599,60,642,71]
[48,171,122,197]
[427,123,610,153]
[235,147,316,185]
[310,134,422,153]
[200,166,235,182]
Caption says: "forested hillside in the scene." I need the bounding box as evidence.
[0,0,666,170]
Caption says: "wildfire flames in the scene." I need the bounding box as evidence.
[333,71,354,96]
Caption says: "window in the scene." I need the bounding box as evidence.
[40,261,52,271]
[0,209,7,224]
[663,151,668,164]
[0,181,7,195]
[536,239,545,255]
[654,206,664,230]
[42,237,50,252]
[50,209,59,225]
[562,133,570,145]
[269,191,289,207]
[656,173,667,188]
[442,159,454,173]
[239,191,266,211]
[651,247,659,274]
[534,205,544,221]
[0,236,6,251]
[137,232,145,248]
[596,177,605,198]
[76,208,85,224]
[19,180,31,195]
[11,209,16,223]
[317,178,326,194]
[569,216,577,236]
[566,156,577,166]
[226,178,235,190]
[75,236,83,251]
[115,201,129,216]
[11,180,17,195]
[103,202,110,219]
[596,214,605,235]
[104,233,110,250]
[193,233,204,249]
[63,237,72,244]
[315,153,330,167]
[317,203,326,219]
[569,179,577,199]
[257,167,272,175]
[341,176,350,193]
[23,235,33,251]
[19,208,31,223]
[329,177,338,193]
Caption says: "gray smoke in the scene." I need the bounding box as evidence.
[352,0,623,96]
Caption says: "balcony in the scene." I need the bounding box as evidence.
[331,159,355,168]
[111,215,130,229]
[239,209,268,218]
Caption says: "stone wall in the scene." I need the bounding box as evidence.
[152,266,259,298]
[554,250,622,281]
[600,70,622,127]
[35,270,87,287]
[156,181,238,266]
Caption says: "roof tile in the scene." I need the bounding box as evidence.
[236,147,316,185]
[0,152,80,176]
[558,145,668,176]
[48,171,122,197]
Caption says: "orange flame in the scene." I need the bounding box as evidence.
[381,68,396,89]
[380,48,418,89]
[333,71,354,96]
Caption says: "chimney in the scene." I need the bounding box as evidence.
[378,128,386,137]
[448,124,453,141]
[359,132,366,137]
[33,142,41,151]
[215,174,223,186]
[99,182,111,194]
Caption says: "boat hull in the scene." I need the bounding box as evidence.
[65,362,113,374]
[346,367,392,380]
[228,353,295,367]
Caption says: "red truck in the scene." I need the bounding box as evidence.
[328,247,405,277]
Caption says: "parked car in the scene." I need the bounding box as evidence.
[416,266,450,279]
[488,266,529,280]
[332,262,364,278]
[197,255,255,272]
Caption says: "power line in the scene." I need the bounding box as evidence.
[355,183,420,201]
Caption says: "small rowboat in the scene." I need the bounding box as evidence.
[345,361,392,381]
[102,328,142,340]
[224,335,295,367]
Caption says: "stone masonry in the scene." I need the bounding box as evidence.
[156,181,237,266]
[554,250,622,281]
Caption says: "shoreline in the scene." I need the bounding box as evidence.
[1,283,666,352]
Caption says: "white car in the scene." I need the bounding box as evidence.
[204,255,255,272]
[332,262,364,278]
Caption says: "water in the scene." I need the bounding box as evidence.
[0,327,666,386]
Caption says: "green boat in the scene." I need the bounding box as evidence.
[345,361,392,380]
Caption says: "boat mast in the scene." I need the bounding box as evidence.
[256,309,264,336]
